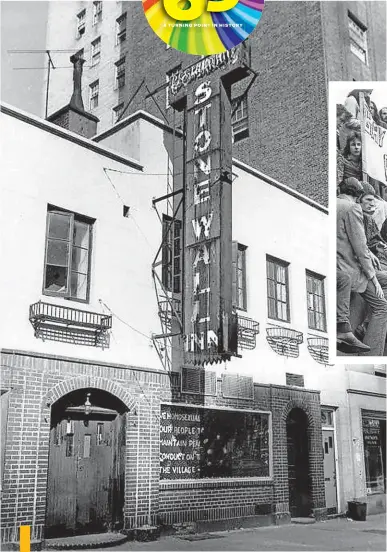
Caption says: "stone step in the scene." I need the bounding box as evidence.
[44,532,127,550]
[291,517,316,525]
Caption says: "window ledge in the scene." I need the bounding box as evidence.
[160,477,274,490]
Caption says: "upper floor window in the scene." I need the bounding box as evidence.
[43,208,93,302]
[89,80,99,110]
[76,9,86,38]
[115,57,126,89]
[266,256,290,322]
[162,215,181,293]
[112,102,125,124]
[93,1,103,25]
[116,13,127,44]
[232,94,249,143]
[91,37,101,66]
[306,270,327,332]
[166,64,181,109]
[348,12,368,64]
[232,242,247,310]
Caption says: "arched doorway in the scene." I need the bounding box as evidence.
[286,407,312,517]
[46,388,128,538]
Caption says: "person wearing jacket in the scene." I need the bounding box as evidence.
[337,178,387,355]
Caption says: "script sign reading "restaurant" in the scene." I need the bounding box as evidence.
[169,45,249,365]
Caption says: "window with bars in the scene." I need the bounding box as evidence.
[89,80,99,109]
[115,57,126,89]
[76,9,86,38]
[232,94,249,142]
[116,13,127,44]
[112,102,125,124]
[232,242,247,310]
[348,12,368,64]
[266,256,290,322]
[162,215,181,293]
[93,1,103,25]
[43,207,93,302]
[166,64,182,109]
[306,270,326,332]
[91,37,101,66]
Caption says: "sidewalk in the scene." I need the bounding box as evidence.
[43,513,386,552]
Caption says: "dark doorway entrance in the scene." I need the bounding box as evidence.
[46,389,127,538]
[286,408,312,517]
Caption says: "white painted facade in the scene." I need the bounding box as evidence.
[1,105,385,517]
[0,105,165,370]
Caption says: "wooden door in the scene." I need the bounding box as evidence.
[46,408,124,537]
[322,429,337,514]
[75,417,113,533]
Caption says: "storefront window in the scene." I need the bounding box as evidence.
[362,417,386,494]
[160,405,271,480]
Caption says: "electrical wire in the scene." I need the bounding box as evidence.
[13,66,91,70]
[7,49,80,53]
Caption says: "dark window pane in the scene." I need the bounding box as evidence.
[267,280,275,298]
[45,265,68,292]
[65,434,74,457]
[267,261,274,279]
[46,239,69,266]
[268,297,276,318]
[48,212,71,240]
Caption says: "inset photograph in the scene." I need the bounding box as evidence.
[334,82,387,358]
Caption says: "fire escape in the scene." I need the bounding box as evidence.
[151,113,184,372]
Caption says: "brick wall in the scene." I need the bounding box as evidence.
[0,350,165,543]
[158,479,274,525]
[158,378,326,525]
[1,350,326,542]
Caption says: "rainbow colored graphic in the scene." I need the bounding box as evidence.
[142,0,264,55]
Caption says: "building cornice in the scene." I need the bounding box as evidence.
[0,102,143,172]
[347,388,386,399]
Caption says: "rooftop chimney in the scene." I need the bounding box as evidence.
[47,53,99,139]
[69,53,85,111]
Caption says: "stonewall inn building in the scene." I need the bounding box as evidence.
[0,39,386,550]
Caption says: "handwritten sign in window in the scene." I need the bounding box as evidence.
[160,405,270,480]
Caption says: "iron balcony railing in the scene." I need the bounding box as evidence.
[307,337,329,365]
[29,301,112,330]
[237,315,260,350]
[266,325,304,358]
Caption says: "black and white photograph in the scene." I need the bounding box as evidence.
[0,1,386,551]
[335,83,387,358]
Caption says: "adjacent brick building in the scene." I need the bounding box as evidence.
[43,1,386,207]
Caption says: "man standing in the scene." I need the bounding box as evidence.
[337,178,387,356]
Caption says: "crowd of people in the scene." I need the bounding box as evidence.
[336,89,387,356]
